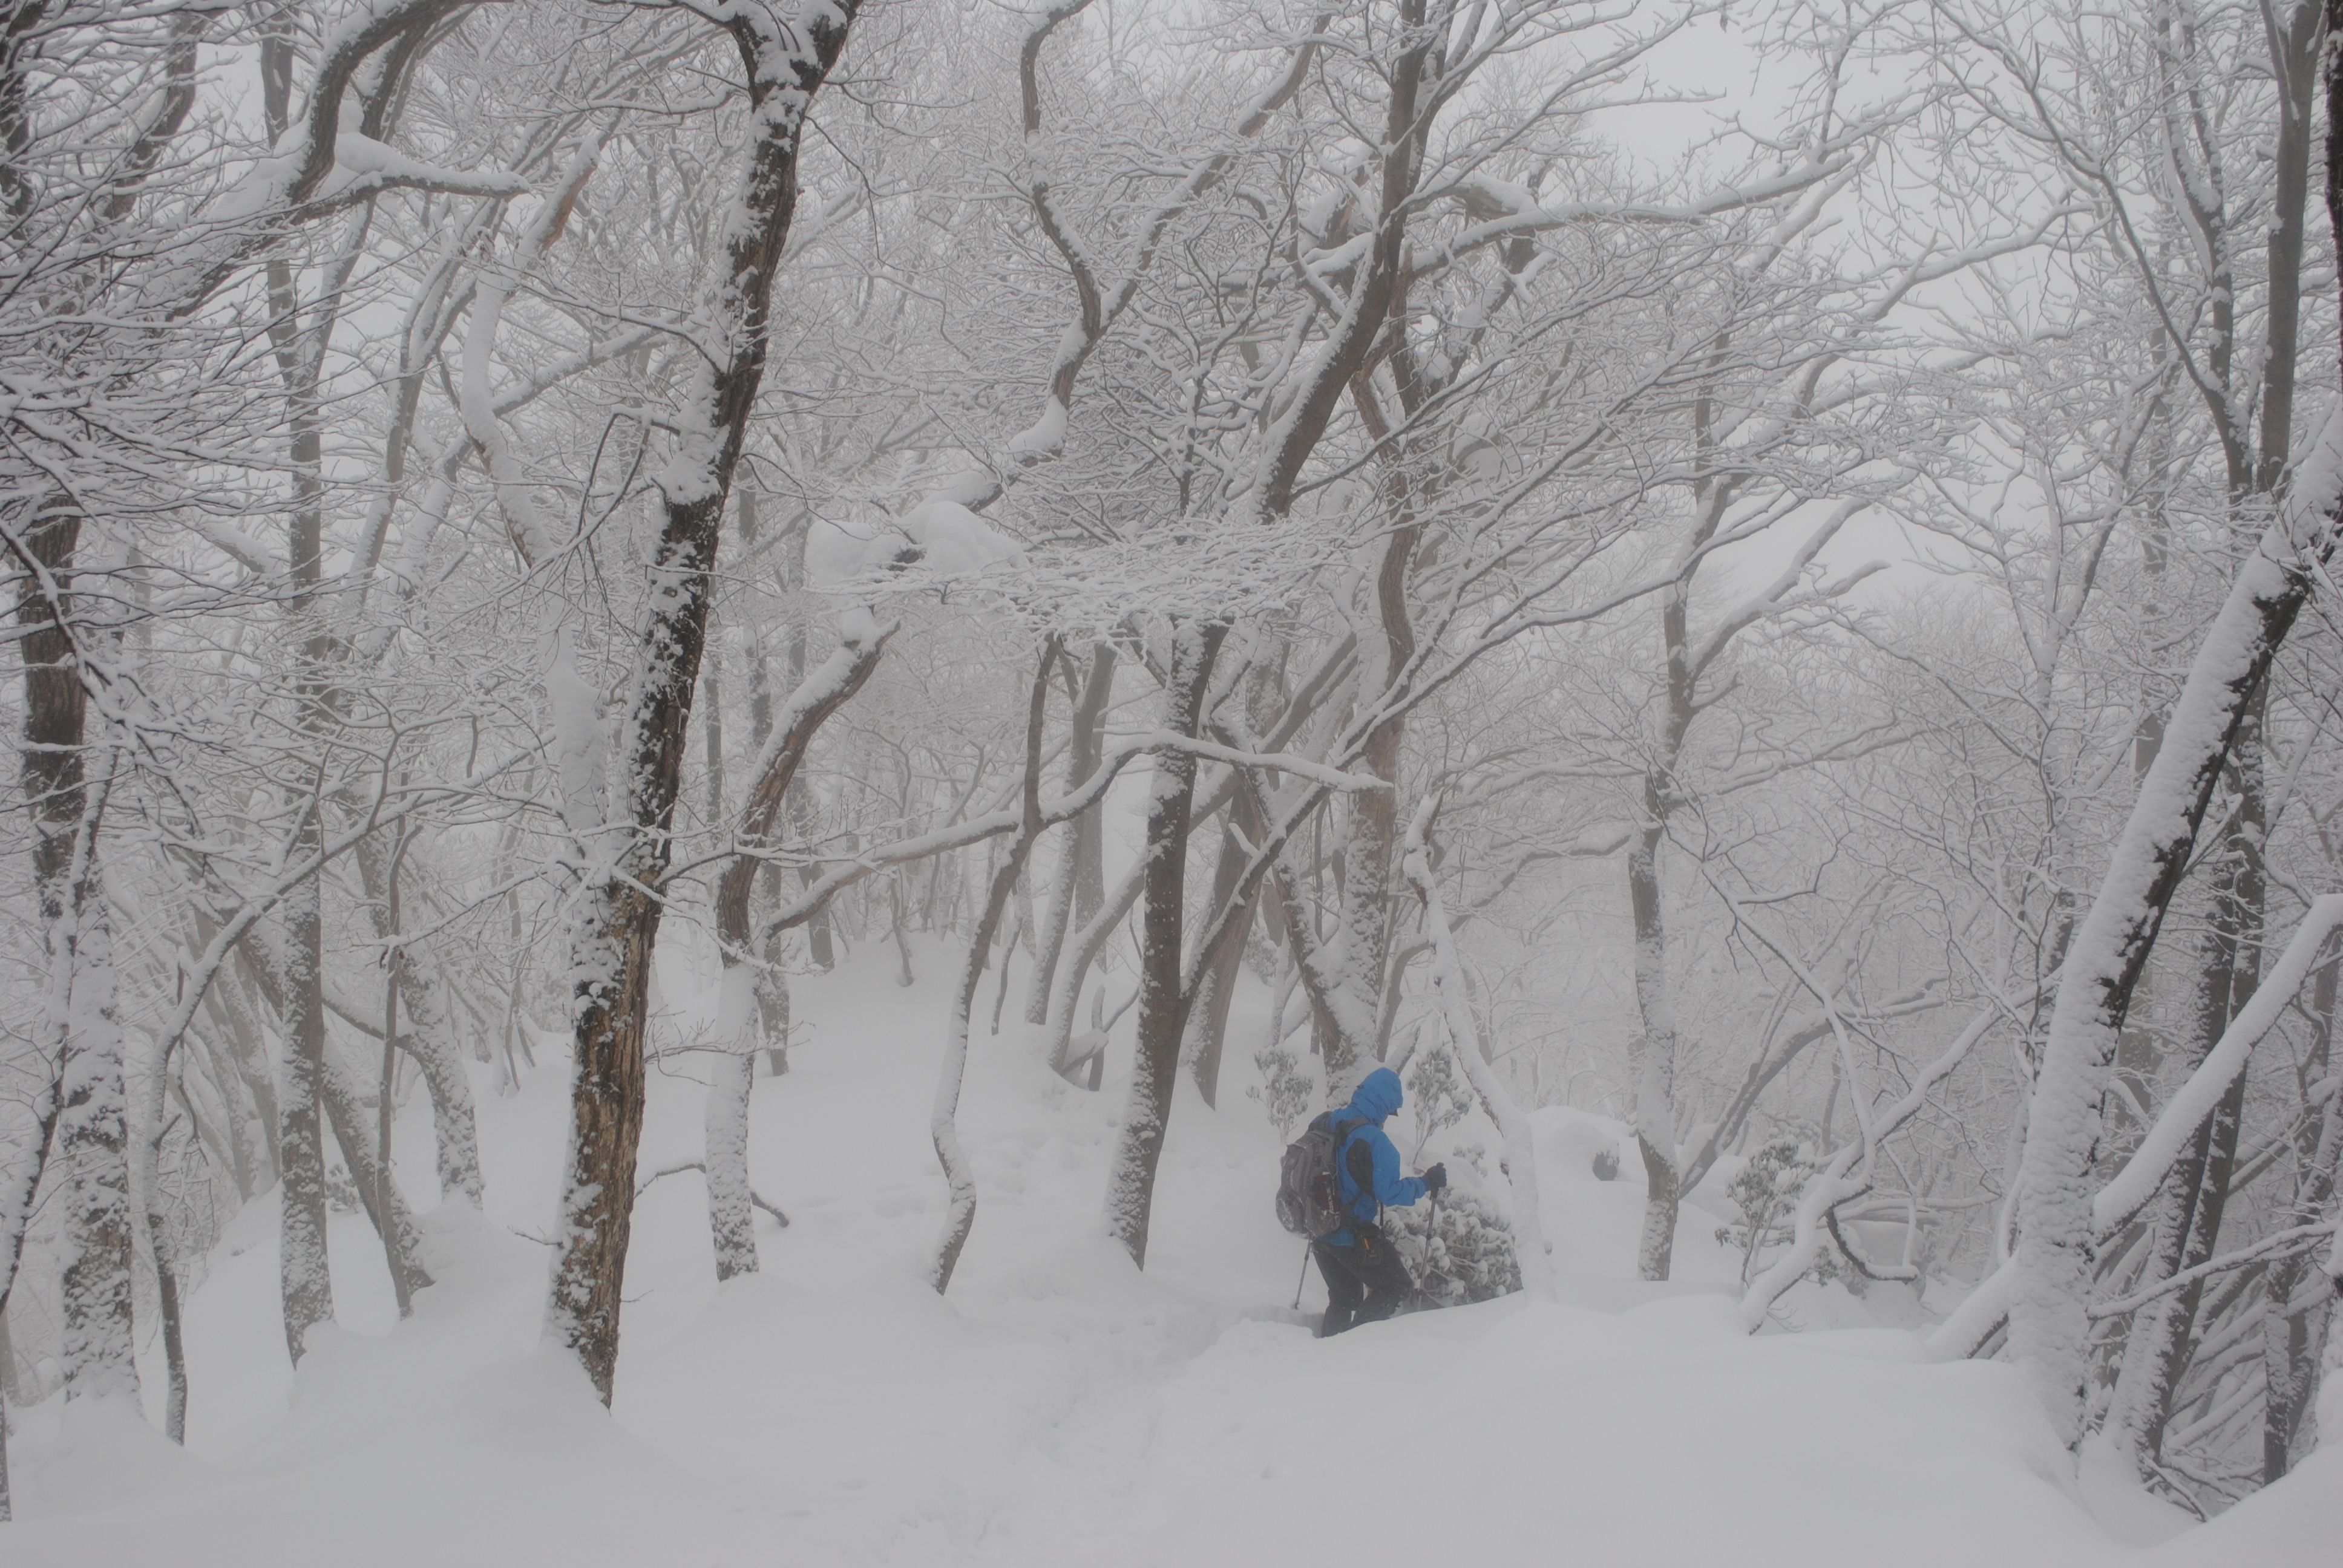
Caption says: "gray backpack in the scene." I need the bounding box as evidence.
[1276,1112,1368,1238]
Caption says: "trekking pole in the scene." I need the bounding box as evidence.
[1414,1187,1443,1309]
[1292,1243,1312,1312]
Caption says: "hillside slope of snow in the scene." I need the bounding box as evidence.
[4,938,2333,1566]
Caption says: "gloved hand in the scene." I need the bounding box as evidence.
[1423,1163,1448,1194]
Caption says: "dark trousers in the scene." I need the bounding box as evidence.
[1312,1223,1414,1338]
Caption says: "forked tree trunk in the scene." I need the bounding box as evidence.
[548,0,859,1404]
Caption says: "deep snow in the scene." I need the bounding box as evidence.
[4,932,2335,1566]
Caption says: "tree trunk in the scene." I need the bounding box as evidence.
[703,973,759,1282]
[548,0,858,1404]
[1186,789,1262,1107]
[931,643,1055,1292]
[1026,641,1115,1025]
[2107,728,2269,1466]
[2008,423,2343,1448]
[320,1047,431,1310]
[58,890,135,1399]
[1403,803,1550,1295]
[350,827,482,1204]
[1045,852,1146,1079]
[261,15,341,1364]
[15,501,136,1397]
[278,829,334,1361]
[705,630,884,1279]
[1627,801,1680,1282]
[2262,946,2339,1480]
[154,1242,188,1443]
[1104,621,1224,1267]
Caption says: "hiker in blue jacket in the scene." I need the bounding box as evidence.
[1313,1067,1446,1338]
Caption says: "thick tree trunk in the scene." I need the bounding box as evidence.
[548,0,857,1403]
[58,891,134,1398]
[1104,622,1224,1266]
[13,503,136,1396]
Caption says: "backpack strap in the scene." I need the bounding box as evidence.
[1332,1114,1375,1223]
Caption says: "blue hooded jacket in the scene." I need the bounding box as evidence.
[1325,1067,1428,1247]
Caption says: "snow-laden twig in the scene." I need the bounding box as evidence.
[2092,896,2343,1237]
[2089,1222,2336,1320]
[1739,1006,1997,1333]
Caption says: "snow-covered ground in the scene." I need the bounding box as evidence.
[5,936,2335,1566]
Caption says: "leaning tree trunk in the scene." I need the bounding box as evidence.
[320,1048,431,1311]
[2104,734,2267,1468]
[2008,400,2343,1449]
[1104,621,1225,1267]
[547,0,859,1405]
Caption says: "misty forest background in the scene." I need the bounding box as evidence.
[4,0,2343,1537]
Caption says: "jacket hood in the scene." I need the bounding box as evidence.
[1346,1067,1404,1125]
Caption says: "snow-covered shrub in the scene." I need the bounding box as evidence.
[1388,1182,1523,1307]
[324,1158,365,1216]
[1248,1038,1316,1139]
[1715,1134,1844,1290]
[1403,1040,1473,1160]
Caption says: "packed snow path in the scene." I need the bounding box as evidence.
[5,940,2333,1565]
